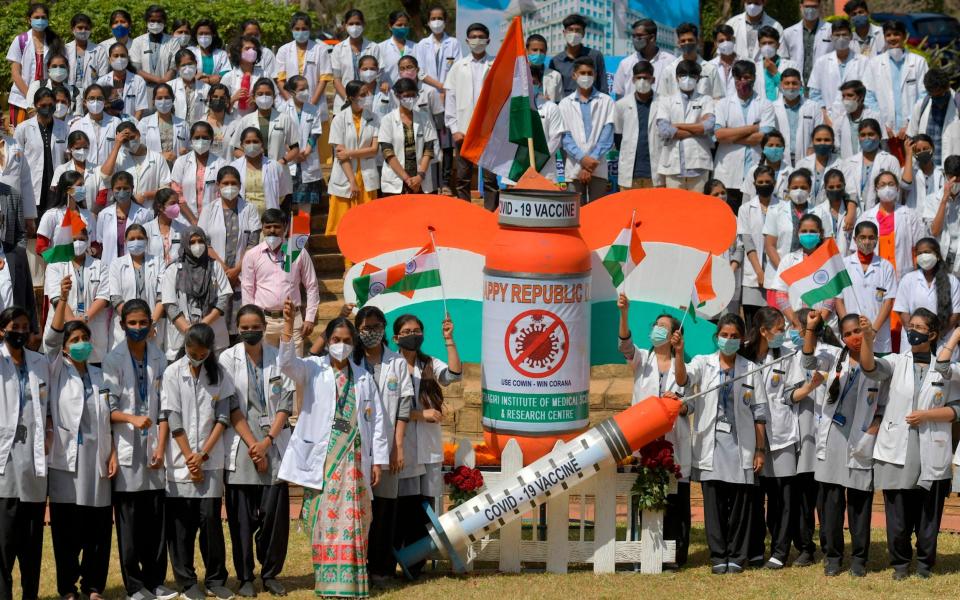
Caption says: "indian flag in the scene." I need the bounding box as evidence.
[602,214,644,287]
[353,243,442,307]
[41,209,83,263]
[282,209,310,273]
[691,257,717,307]
[460,16,550,181]
[780,238,853,305]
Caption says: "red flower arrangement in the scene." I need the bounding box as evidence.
[444,465,485,506]
[630,438,681,512]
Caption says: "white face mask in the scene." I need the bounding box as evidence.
[833,35,851,51]
[49,67,68,83]
[789,188,809,204]
[802,6,819,21]
[917,252,938,271]
[717,40,736,56]
[53,103,69,119]
[147,22,165,35]
[745,2,764,17]
[189,242,206,258]
[429,20,445,34]
[634,78,653,94]
[359,96,373,110]
[255,95,274,110]
[759,44,777,59]
[842,98,860,113]
[359,69,378,83]
[678,76,697,92]
[125,139,141,153]
[243,143,262,158]
[220,185,240,200]
[73,30,91,42]
[71,148,88,163]
[191,139,211,155]
[73,240,88,256]
[346,25,364,39]
[295,90,310,104]
[174,33,190,47]
[399,97,418,111]
[154,98,173,114]
[180,65,197,80]
[565,31,584,46]
[127,239,146,256]
[264,235,282,250]
[952,183,960,196]
[327,342,353,361]
[888,47,904,61]
[85,99,104,115]
[877,185,899,203]
[111,57,129,71]
[467,38,488,53]
[197,35,213,49]
[576,75,594,90]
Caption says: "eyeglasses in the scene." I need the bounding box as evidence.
[398,329,422,336]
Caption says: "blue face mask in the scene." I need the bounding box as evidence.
[851,15,869,29]
[768,331,786,349]
[860,137,880,153]
[67,341,93,362]
[717,337,741,356]
[292,30,310,43]
[527,53,546,67]
[126,326,150,342]
[799,232,821,250]
[31,18,48,32]
[763,146,784,163]
[788,329,803,346]
[392,26,410,40]
[112,24,130,39]
[649,325,670,346]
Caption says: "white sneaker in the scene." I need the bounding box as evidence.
[154,586,179,600]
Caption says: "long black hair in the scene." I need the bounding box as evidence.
[915,237,952,335]
[908,307,941,347]
[827,313,861,404]
[52,170,83,209]
[26,4,64,58]
[393,313,430,365]
[62,320,91,348]
[715,313,745,350]
[181,323,220,384]
[741,306,784,362]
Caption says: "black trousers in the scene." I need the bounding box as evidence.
[760,476,795,563]
[49,502,112,596]
[0,499,44,600]
[454,141,499,210]
[818,483,872,567]
[394,495,432,577]
[882,479,949,572]
[662,482,691,566]
[792,472,818,556]
[225,483,289,583]
[747,485,766,563]
[368,496,399,577]
[701,481,752,568]
[166,496,228,590]
[115,490,168,595]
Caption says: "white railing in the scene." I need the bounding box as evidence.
[441,438,676,574]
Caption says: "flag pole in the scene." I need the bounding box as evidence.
[427,227,449,318]
[527,138,536,172]
[677,281,696,333]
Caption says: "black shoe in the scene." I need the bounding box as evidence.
[748,558,765,569]
[711,564,728,575]
[764,558,784,570]
[892,569,910,581]
[726,563,744,574]
[824,563,841,577]
[849,563,866,578]
[917,569,932,580]
[261,581,285,597]
[236,583,255,598]
[793,551,815,567]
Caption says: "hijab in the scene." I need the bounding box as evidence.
[177,225,217,309]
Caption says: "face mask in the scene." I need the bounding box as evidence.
[110,99,125,112]
[240,330,264,346]
[813,143,833,157]
[789,188,809,204]
[125,139,141,153]
[191,139,211,155]
[36,106,54,118]
[163,203,180,220]
[763,146,784,163]
[565,31,584,46]
[295,90,310,104]
[679,42,697,56]
[802,7,819,21]
[399,69,417,80]
[906,329,930,346]
[633,37,648,52]
[826,189,846,203]
[634,78,653,94]
[842,99,860,114]
[755,183,775,198]
[359,69,378,83]
[781,88,800,101]
[71,148,88,163]
[759,44,777,59]
[292,30,310,44]
[678,76,697,92]
[888,48,904,61]
[112,24,130,39]
[111,57,129,71]
[197,35,213,49]
[392,26,410,40]
[845,334,863,352]
[255,95,274,110]
[397,333,424,351]
[745,2,763,17]
[718,40,736,56]
[327,342,353,361]
[53,103,69,119]
[428,19,446,34]
[851,15,869,28]
[400,97,418,111]
[66,340,93,362]
[264,235,282,250]
[3,331,27,350]
[180,65,197,80]
[576,75,595,90]
[359,329,384,348]
[527,53,546,66]
[241,48,258,63]
[147,22,165,35]
[877,185,898,203]
[127,239,146,256]
[174,33,190,47]
[243,143,262,158]
[649,325,670,346]
[114,189,132,203]
[187,354,207,368]
[220,185,240,200]
[73,186,87,204]
[31,18,48,32]
[856,239,877,255]
[860,137,879,153]
[74,30,91,42]
[359,96,373,110]
[915,150,933,164]
[468,38,489,53]
[833,35,851,50]
[917,252,939,271]
[189,243,206,258]
[346,25,364,39]
[717,337,741,355]
[49,67,68,83]
[154,98,173,114]
[952,183,960,196]
[768,331,785,349]
[126,326,150,342]
[788,329,803,346]
[798,232,821,249]
[735,80,753,96]
[208,98,227,112]
[73,240,88,256]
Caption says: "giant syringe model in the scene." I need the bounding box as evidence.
[394,395,682,576]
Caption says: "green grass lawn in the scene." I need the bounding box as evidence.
[13,523,960,599]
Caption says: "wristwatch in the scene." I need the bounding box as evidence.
[265,433,275,444]
[201,451,209,462]
[417,171,426,179]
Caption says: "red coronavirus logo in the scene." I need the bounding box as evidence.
[504,309,569,378]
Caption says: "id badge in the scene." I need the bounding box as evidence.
[832,413,847,427]
[259,415,272,429]
[716,420,732,434]
[332,418,351,433]
[76,300,86,316]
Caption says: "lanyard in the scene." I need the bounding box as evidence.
[336,367,353,415]
[836,367,860,412]
[131,353,148,412]
[15,361,27,415]
[78,371,92,445]
[247,357,266,412]
[719,368,735,413]
[74,263,85,297]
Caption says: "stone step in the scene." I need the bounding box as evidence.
[318,277,343,295]
[309,233,339,253]
[312,253,344,274]
[310,213,328,231]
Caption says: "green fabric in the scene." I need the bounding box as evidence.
[507,95,550,181]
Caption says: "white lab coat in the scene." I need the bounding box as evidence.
[613,49,676,97]
[129,33,171,79]
[44,257,111,363]
[772,98,822,164]
[65,40,108,99]
[741,162,791,200]
[137,112,189,159]
[687,352,767,472]
[220,67,267,118]
[841,252,897,353]
[230,156,292,210]
[873,353,958,482]
[219,342,293,470]
[0,249,14,311]
[906,94,960,139]
[558,91,616,180]
[50,162,105,212]
[377,109,438,194]
[14,116,69,219]
[188,47,231,77]
[400,357,458,473]
[229,109,299,163]
[762,202,836,285]
[714,94,777,191]
[860,204,928,279]
[863,52,929,132]
[415,34,461,91]
[725,12,785,62]
[737,196,780,288]
[277,342,389,494]
[170,151,225,223]
[794,152,845,204]
[654,92,715,177]
[196,198,261,267]
[37,205,97,244]
[327,108,380,197]
[102,340,166,469]
[807,52,871,111]
[614,93,663,187]
[69,113,120,166]
[95,73,149,117]
[170,77,211,124]
[160,259,233,359]
[330,38,381,112]
[6,32,54,109]
[376,38,417,87]
[656,56,725,99]
[0,345,49,479]
[143,216,186,265]
[851,23,887,57]
[757,350,804,453]
[708,56,738,99]
[443,55,492,135]
[893,270,960,349]
[96,202,150,266]
[537,100,564,182]
[942,120,960,169]
[908,166,946,219]
[357,347,414,446]
[105,149,173,200]
[280,100,323,184]
[0,135,27,193]
[781,20,834,77]
[160,356,234,482]
[827,107,888,160]
[841,151,902,210]
[274,40,332,121]
[107,253,165,344]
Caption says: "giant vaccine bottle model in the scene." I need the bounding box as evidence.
[482,188,592,461]
[394,395,681,575]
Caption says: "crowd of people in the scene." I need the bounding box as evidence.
[0,0,959,596]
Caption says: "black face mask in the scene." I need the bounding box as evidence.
[4,331,28,350]
[396,333,424,351]
[915,151,933,164]
[208,98,227,112]
[36,105,54,118]
[826,189,846,202]
[755,183,775,197]
[906,329,930,346]
[240,330,264,346]
[110,99,125,112]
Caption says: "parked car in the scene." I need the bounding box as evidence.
[872,12,960,50]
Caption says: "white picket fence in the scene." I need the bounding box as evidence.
[439,438,677,574]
